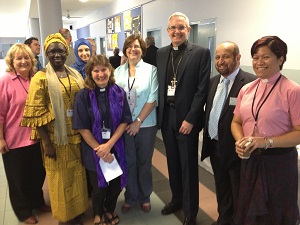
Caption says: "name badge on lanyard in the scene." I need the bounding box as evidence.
[102,128,111,139]
[167,85,176,96]
[101,122,111,139]
[67,109,73,117]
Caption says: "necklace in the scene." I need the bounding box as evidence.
[128,66,136,99]
[171,51,183,88]
[58,74,72,100]
[57,70,67,78]
[16,74,30,94]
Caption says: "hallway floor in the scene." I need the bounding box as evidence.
[0,137,299,225]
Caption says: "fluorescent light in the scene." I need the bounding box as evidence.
[79,0,89,2]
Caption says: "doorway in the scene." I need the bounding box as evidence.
[189,18,217,76]
[146,29,162,48]
[99,37,106,55]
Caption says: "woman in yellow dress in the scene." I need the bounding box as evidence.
[21,33,88,225]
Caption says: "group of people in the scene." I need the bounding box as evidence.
[202,20,300,225]
[0,11,299,225]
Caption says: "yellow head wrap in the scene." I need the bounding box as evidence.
[44,33,70,56]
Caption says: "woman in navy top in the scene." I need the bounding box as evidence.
[73,55,132,225]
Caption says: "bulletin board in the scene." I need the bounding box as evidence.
[106,6,141,51]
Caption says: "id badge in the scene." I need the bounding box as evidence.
[167,86,175,96]
[229,97,237,106]
[67,109,73,117]
[102,128,111,139]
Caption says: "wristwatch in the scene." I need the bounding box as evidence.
[136,117,143,123]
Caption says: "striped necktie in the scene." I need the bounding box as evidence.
[208,78,230,140]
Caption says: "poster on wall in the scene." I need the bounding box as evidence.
[123,10,132,31]
[114,15,121,33]
[107,18,114,33]
[111,34,118,49]
[107,34,113,49]
[132,16,141,36]
[106,6,141,51]
[124,31,131,39]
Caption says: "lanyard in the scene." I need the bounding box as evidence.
[171,51,183,80]
[58,74,71,99]
[251,75,282,123]
[127,77,135,100]
[16,74,30,94]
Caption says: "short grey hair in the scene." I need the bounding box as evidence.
[168,12,190,27]
[59,28,71,39]
[145,36,155,46]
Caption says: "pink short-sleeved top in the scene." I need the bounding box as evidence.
[0,72,38,149]
[234,72,300,137]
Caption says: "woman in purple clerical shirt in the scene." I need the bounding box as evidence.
[73,54,132,225]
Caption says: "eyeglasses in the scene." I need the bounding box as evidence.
[127,45,141,50]
[168,25,187,31]
[47,50,67,56]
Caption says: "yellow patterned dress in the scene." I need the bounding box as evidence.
[20,71,88,222]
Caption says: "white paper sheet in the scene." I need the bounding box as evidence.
[99,154,123,182]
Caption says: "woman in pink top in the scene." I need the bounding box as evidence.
[231,36,300,225]
[0,44,49,224]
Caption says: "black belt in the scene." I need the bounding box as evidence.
[252,147,295,156]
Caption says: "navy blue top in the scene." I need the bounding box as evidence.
[72,86,132,171]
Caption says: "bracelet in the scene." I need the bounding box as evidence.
[136,117,143,123]
[268,137,274,147]
[264,137,269,149]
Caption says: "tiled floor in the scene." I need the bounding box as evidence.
[1,136,299,225]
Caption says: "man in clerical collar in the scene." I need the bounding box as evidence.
[157,12,211,225]
[24,37,43,72]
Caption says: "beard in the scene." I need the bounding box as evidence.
[216,60,237,76]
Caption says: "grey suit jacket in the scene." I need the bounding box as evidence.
[157,42,211,131]
[201,69,257,168]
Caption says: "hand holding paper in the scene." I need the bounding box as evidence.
[99,153,123,182]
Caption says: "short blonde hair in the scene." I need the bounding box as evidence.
[5,43,37,74]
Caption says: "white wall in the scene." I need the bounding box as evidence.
[0,0,29,37]
[89,20,106,55]
[71,0,300,82]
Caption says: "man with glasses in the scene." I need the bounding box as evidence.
[157,12,211,225]
[24,37,43,72]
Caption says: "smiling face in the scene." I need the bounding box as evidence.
[78,44,91,62]
[91,64,111,88]
[252,46,283,79]
[215,43,240,76]
[167,16,190,47]
[46,42,67,71]
[126,39,142,63]
[13,52,32,77]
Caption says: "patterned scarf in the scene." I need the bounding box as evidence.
[46,63,84,145]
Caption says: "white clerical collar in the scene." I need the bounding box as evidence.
[173,46,179,50]
[99,88,106,92]
[261,79,268,83]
